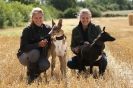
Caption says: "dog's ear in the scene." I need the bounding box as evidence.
[103,27,105,32]
[52,19,56,27]
[58,19,62,29]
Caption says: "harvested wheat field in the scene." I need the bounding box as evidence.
[0,17,133,88]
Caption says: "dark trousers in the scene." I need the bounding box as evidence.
[18,49,50,84]
[67,54,107,74]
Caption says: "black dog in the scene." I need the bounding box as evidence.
[80,27,115,75]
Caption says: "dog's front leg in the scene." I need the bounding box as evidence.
[59,55,66,79]
[51,52,56,77]
[90,65,93,74]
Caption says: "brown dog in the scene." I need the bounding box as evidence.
[48,19,67,79]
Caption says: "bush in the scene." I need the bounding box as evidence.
[0,1,63,28]
[103,13,127,17]
[40,5,63,20]
[0,1,8,28]
[90,8,102,17]
[6,7,23,27]
[106,3,119,11]
[0,1,32,28]
[63,8,78,18]
[97,5,106,12]
[9,1,32,22]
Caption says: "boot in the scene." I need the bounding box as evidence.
[27,62,40,84]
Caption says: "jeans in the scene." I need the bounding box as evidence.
[18,49,50,74]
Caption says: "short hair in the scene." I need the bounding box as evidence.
[30,7,44,18]
[79,8,92,17]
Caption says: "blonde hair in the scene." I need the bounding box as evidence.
[30,7,44,18]
[79,8,92,17]
[29,7,44,25]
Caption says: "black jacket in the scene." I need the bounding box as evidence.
[18,23,51,55]
[71,22,102,54]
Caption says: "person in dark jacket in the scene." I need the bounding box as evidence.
[17,7,51,84]
[67,8,107,75]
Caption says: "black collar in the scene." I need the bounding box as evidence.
[56,34,65,40]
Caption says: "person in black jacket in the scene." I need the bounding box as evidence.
[67,8,107,76]
[17,7,51,84]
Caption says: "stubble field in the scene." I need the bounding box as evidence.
[0,17,133,88]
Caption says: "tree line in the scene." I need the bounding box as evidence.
[8,0,133,11]
[0,0,133,28]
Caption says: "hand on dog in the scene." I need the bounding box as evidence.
[72,46,80,54]
[39,39,48,47]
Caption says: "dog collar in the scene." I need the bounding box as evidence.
[56,34,65,40]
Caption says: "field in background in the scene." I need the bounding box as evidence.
[0,17,133,88]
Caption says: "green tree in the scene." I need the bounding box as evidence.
[8,0,38,4]
[82,0,131,10]
[116,0,128,10]
[46,0,76,11]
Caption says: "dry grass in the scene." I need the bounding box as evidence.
[0,17,133,88]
